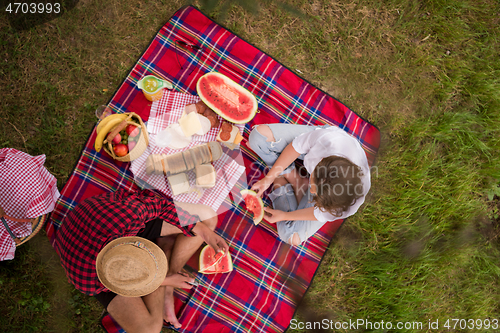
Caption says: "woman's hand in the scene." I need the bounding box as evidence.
[251,176,274,197]
[263,207,287,224]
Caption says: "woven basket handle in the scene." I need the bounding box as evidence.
[105,113,134,143]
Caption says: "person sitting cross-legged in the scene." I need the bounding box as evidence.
[247,123,371,246]
[54,188,228,332]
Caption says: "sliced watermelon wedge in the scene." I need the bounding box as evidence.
[199,245,233,274]
[240,189,265,225]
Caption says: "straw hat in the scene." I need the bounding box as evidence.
[96,236,168,297]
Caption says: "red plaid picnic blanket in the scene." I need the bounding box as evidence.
[47,5,380,333]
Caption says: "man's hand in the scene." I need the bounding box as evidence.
[193,222,229,254]
[203,229,229,254]
[263,207,287,224]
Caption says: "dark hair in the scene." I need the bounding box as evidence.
[312,156,364,217]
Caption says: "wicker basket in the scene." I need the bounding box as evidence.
[103,112,149,162]
[16,214,47,246]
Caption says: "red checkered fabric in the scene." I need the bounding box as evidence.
[147,90,200,133]
[53,188,197,296]
[131,89,246,215]
[0,148,59,260]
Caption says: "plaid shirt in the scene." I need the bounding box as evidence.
[54,189,198,296]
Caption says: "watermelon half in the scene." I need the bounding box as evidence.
[199,245,233,274]
[240,189,265,225]
[196,72,258,124]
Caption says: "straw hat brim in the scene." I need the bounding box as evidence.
[96,236,168,297]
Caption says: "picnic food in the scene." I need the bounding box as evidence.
[189,100,220,129]
[196,72,258,124]
[195,114,212,135]
[95,113,141,152]
[156,123,192,149]
[179,111,202,137]
[111,133,121,145]
[95,114,129,152]
[199,245,233,274]
[167,173,190,196]
[216,122,244,147]
[145,142,222,176]
[113,144,128,157]
[195,164,216,188]
[95,112,149,162]
[126,124,140,137]
[240,189,265,225]
[96,113,128,134]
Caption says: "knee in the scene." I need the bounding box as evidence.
[143,317,164,333]
[255,125,275,142]
[286,232,302,247]
[200,212,217,231]
[198,205,217,222]
[202,218,217,231]
[248,125,274,151]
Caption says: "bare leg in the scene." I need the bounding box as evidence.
[162,203,218,328]
[255,125,275,142]
[287,232,302,246]
[107,286,165,333]
[251,125,309,202]
[284,168,309,203]
[157,235,194,289]
[272,175,289,191]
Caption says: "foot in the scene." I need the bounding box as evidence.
[163,287,182,328]
[163,273,195,289]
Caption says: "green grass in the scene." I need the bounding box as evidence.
[1,0,500,332]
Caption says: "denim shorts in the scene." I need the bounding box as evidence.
[268,183,326,245]
[247,124,327,245]
[247,123,317,175]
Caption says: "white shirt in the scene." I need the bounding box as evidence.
[292,126,371,222]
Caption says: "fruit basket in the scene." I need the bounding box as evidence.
[96,112,149,162]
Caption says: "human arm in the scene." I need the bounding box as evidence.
[191,222,229,254]
[263,206,317,224]
[251,142,301,196]
[174,201,229,254]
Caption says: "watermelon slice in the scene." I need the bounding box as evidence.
[196,72,258,124]
[199,245,233,274]
[240,189,265,225]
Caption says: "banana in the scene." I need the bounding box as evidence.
[96,113,128,134]
[95,117,129,152]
